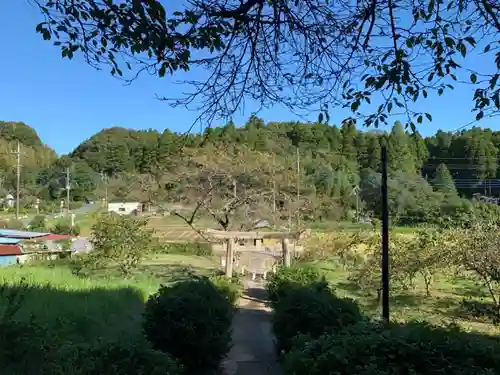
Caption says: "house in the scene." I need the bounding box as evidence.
[108,202,142,215]
[0,244,23,265]
[0,229,75,266]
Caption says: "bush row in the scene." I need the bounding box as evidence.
[284,321,500,375]
[267,264,362,354]
[1,276,240,375]
[268,264,500,375]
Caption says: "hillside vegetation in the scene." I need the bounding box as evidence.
[2,117,500,226]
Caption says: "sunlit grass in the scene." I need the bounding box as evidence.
[0,253,220,345]
[316,260,500,335]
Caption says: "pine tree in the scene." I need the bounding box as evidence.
[432,163,457,195]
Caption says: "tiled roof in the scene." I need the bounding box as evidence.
[35,234,72,241]
[0,229,49,238]
[0,237,23,244]
[0,244,22,255]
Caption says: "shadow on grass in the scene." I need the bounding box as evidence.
[453,285,488,299]
[242,287,269,304]
[77,261,215,284]
[139,263,214,283]
[0,283,147,374]
[334,280,364,296]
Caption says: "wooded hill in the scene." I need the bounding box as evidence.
[3,117,500,225]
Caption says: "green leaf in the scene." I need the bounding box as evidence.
[464,36,476,47]
[476,111,484,121]
[458,43,466,57]
[417,115,423,124]
[425,113,432,121]
[159,63,167,78]
[444,37,454,48]
[470,73,477,84]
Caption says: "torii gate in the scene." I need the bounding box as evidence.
[202,229,309,278]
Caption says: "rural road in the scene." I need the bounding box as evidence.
[223,279,282,375]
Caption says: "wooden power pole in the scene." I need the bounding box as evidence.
[296,146,300,229]
[381,144,390,323]
[66,167,71,215]
[14,141,21,220]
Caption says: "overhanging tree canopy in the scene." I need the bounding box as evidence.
[32,0,500,128]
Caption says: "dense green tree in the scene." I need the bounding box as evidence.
[387,122,417,174]
[433,164,457,195]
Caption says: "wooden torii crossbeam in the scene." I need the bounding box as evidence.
[202,229,309,278]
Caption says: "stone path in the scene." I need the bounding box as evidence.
[222,279,282,375]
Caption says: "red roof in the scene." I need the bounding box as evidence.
[0,244,22,255]
[34,234,72,241]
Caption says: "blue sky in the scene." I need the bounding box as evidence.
[0,1,497,155]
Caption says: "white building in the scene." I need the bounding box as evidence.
[4,194,14,208]
[107,202,142,215]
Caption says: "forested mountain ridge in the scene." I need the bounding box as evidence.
[0,121,57,201]
[3,117,500,224]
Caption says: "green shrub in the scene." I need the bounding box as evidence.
[273,285,362,353]
[209,274,242,306]
[161,242,213,256]
[266,264,325,307]
[284,320,500,375]
[29,214,47,231]
[143,278,234,374]
[0,320,52,374]
[8,218,25,230]
[53,340,182,375]
[52,220,81,236]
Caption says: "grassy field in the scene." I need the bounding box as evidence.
[0,253,221,347]
[1,248,499,344]
[3,211,496,346]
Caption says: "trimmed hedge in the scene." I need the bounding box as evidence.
[0,321,182,375]
[284,321,500,375]
[272,284,362,353]
[266,264,325,307]
[267,264,362,354]
[56,340,182,375]
[143,278,234,374]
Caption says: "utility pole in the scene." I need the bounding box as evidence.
[66,167,71,216]
[296,147,300,230]
[272,155,276,213]
[381,144,390,323]
[101,172,108,211]
[14,141,21,220]
[353,185,360,221]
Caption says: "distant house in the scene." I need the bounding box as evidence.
[0,194,15,209]
[0,244,22,265]
[0,229,74,266]
[108,202,142,216]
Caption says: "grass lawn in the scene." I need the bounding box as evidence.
[316,260,500,335]
[0,253,221,346]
